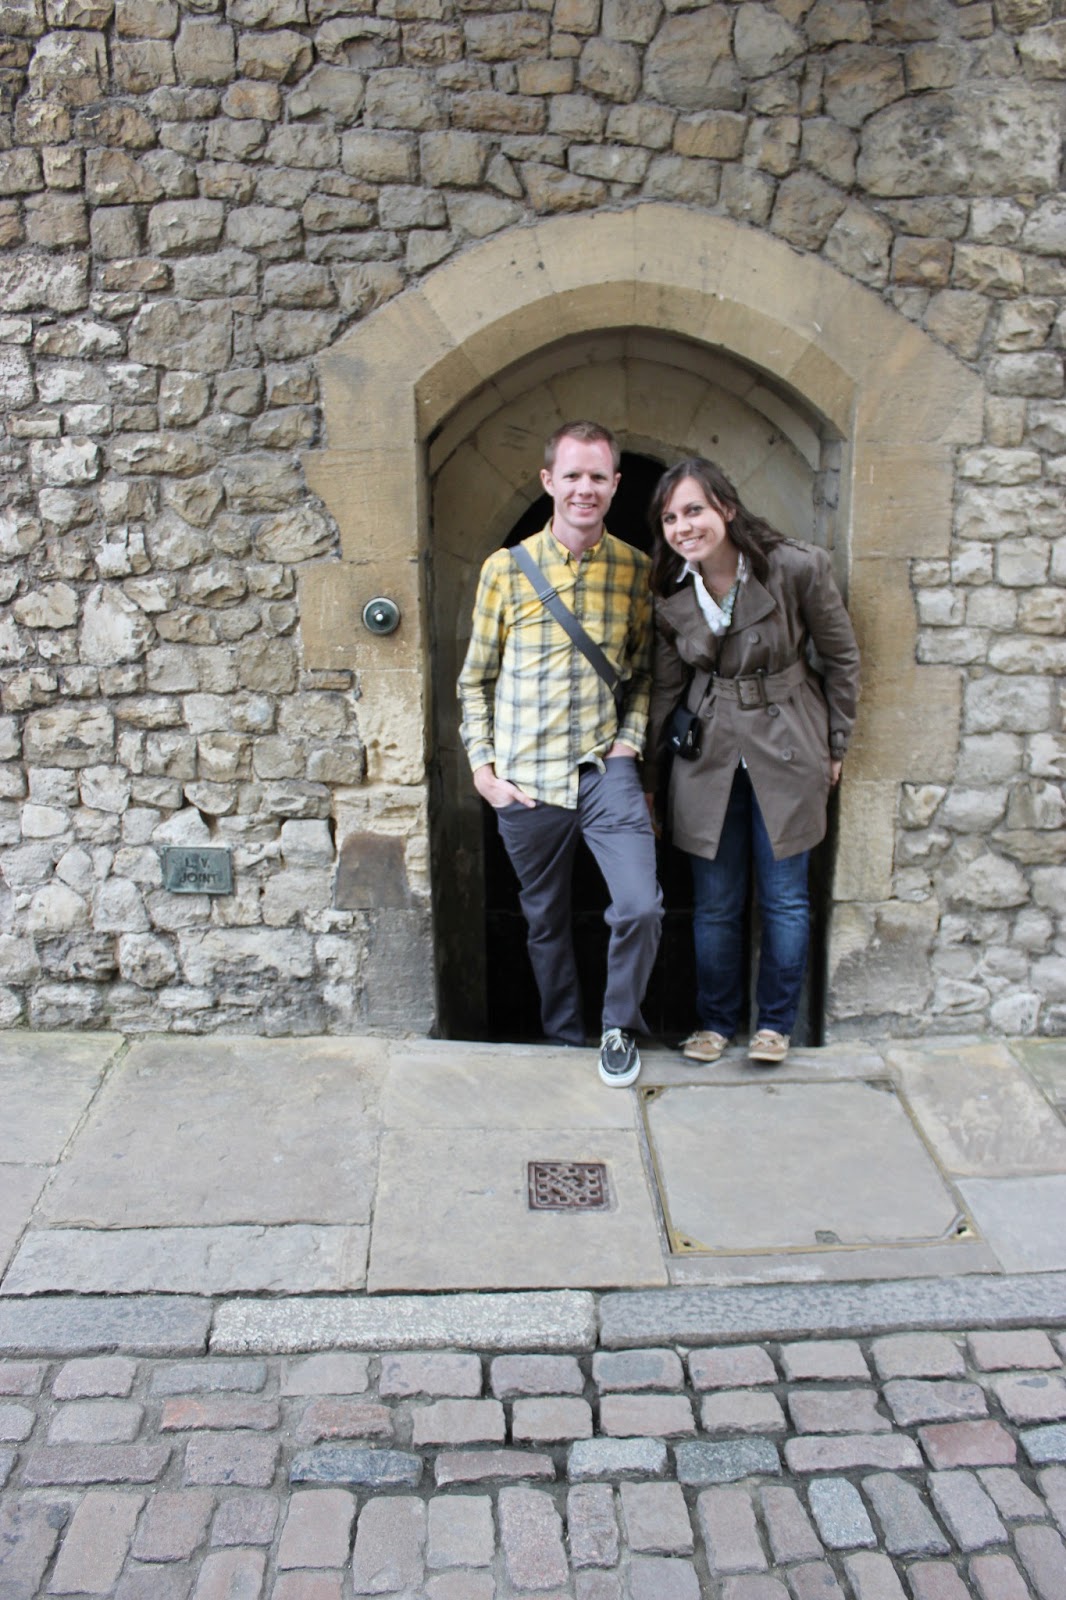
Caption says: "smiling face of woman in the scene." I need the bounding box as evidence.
[660,476,737,580]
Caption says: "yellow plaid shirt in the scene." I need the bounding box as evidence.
[458,524,653,809]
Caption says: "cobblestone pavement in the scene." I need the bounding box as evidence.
[3,1325,1066,1598]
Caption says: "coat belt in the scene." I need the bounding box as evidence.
[700,657,811,711]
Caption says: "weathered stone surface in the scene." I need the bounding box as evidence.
[643,10,737,109]
[0,0,1058,1045]
[858,84,1062,196]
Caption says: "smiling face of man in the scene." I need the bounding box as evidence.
[540,434,621,555]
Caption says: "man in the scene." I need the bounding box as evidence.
[458,420,663,1087]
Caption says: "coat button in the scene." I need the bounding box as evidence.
[748,631,760,643]
[768,705,780,718]
[782,748,793,761]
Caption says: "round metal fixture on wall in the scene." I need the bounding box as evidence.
[362,597,401,635]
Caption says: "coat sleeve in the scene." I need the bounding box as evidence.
[797,547,860,758]
[616,568,653,754]
[642,605,690,791]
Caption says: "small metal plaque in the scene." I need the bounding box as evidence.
[528,1160,610,1212]
[161,846,233,895]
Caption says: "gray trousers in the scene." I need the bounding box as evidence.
[496,760,663,1046]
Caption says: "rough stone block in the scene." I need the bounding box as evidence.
[567,1482,618,1568]
[491,1355,582,1399]
[968,1553,1034,1600]
[131,1488,214,1561]
[870,1335,966,1380]
[499,1486,568,1589]
[675,1440,781,1486]
[701,1392,787,1435]
[758,1486,822,1563]
[411,1400,505,1447]
[568,1438,668,1482]
[882,1380,988,1426]
[785,1436,922,1473]
[862,1472,951,1555]
[992,1373,1066,1424]
[927,1471,1007,1550]
[689,1347,778,1389]
[788,1389,890,1435]
[511,1397,593,1442]
[276,1488,356,1570]
[697,1486,767,1574]
[599,1394,694,1437]
[919,1421,1018,1468]
[22,1444,170,1485]
[593,1348,685,1391]
[808,1477,877,1550]
[779,1342,870,1382]
[619,1481,694,1555]
[183,1435,278,1487]
[435,1449,554,1485]
[426,1494,494,1570]
[289,1446,422,1488]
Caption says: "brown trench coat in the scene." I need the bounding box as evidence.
[646,541,860,862]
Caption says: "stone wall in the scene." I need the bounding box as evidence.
[0,0,1063,1036]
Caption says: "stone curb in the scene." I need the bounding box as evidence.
[0,1296,211,1358]
[3,1275,1066,1359]
[210,1292,600,1355]
[599,1273,1066,1347]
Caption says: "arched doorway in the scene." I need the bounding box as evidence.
[428,331,837,1042]
[299,205,983,1037]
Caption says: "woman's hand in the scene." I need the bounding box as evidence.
[830,758,843,787]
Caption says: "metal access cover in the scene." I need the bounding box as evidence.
[528,1160,610,1211]
[641,1080,969,1255]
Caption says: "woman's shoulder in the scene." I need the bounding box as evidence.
[767,538,831,574]
[653,578,697,624]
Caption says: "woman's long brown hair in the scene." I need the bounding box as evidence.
[648,457,785,597]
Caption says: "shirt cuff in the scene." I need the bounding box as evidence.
[465,742,496,774]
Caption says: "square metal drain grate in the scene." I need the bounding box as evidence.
[528,1160,610,1211]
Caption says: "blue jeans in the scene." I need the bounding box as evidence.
[687,765,810,1038]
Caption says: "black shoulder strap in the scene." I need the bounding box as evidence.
[511,543,623,711]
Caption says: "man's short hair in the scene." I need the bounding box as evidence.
[544,420,621,472]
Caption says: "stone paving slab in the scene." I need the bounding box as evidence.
[382,1044,639,1130]
[2,1322,1066,1598]
[1009,1040,1066,1108]
[956,1177,1066,1274]
[0,1031,122,1164]
[0,1169,46,1279]
[886,1042,1066,1177]
[2,1224,371,1296]
[37,1036,385,1229]
[368,1128,667,1292]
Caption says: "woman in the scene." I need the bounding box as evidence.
[646,457,860,1065]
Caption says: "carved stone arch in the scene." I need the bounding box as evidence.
[300,205,983,1036]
